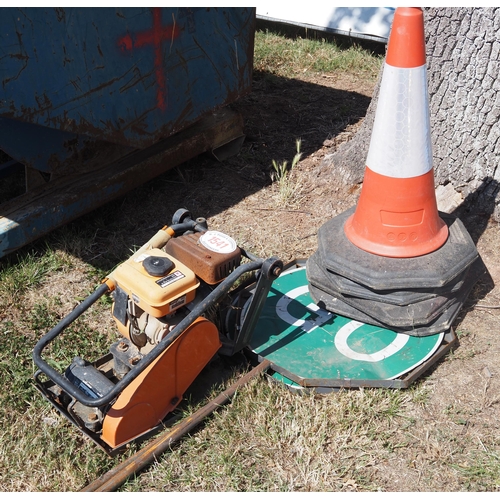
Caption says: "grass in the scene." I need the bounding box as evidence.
[254,29,382,81]
[0,246,72,304]
[453,451,500,491]
[0,246,127,490]
[120,382,412,492]
[0,27,498,493]
[256,31,382,208]
[271,139,302,205]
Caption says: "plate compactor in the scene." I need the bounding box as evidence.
[33,209,283,455]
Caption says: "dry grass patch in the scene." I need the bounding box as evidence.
[121,377,414,492]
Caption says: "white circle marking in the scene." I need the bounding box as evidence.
[275,285,410,362]
[275,285,333,333]
[334,320,410,362]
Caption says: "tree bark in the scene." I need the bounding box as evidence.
[319,7,500,220]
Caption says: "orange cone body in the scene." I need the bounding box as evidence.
[344,7,448,258]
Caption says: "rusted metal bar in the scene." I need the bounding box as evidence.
[81,359,271,492]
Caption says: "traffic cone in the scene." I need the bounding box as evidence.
[306,7,486,337]
[344,7,448,258]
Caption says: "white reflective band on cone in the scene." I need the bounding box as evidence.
[366,63,433,179]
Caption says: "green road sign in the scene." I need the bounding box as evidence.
[249,266,444,384]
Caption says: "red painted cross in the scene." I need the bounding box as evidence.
[117,7,180,112]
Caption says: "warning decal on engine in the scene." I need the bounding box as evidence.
[156,270,185,288]
[170,295,187,310]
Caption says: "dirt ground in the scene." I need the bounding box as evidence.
[74,65,499,491]
[198,68,500,490]
[4,60,498,491]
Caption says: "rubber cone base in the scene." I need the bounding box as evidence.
[318,207,478,290]
[315,265,469,307]
[307,250,486,336]
[306,206,485,336]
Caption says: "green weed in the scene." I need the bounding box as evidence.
[271,139,302,205]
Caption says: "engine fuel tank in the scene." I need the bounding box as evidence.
[111,249,199,317]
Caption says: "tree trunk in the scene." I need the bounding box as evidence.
[318,7,500,221]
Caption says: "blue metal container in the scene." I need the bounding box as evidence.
[0,7,254,169]
[0,7,255,257]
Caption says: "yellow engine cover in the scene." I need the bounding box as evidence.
[101,317,221,449]
[111,248,199,317]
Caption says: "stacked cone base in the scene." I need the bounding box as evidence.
[307,207,486,337]
[316,208,479,290]
[320,265,469,307]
